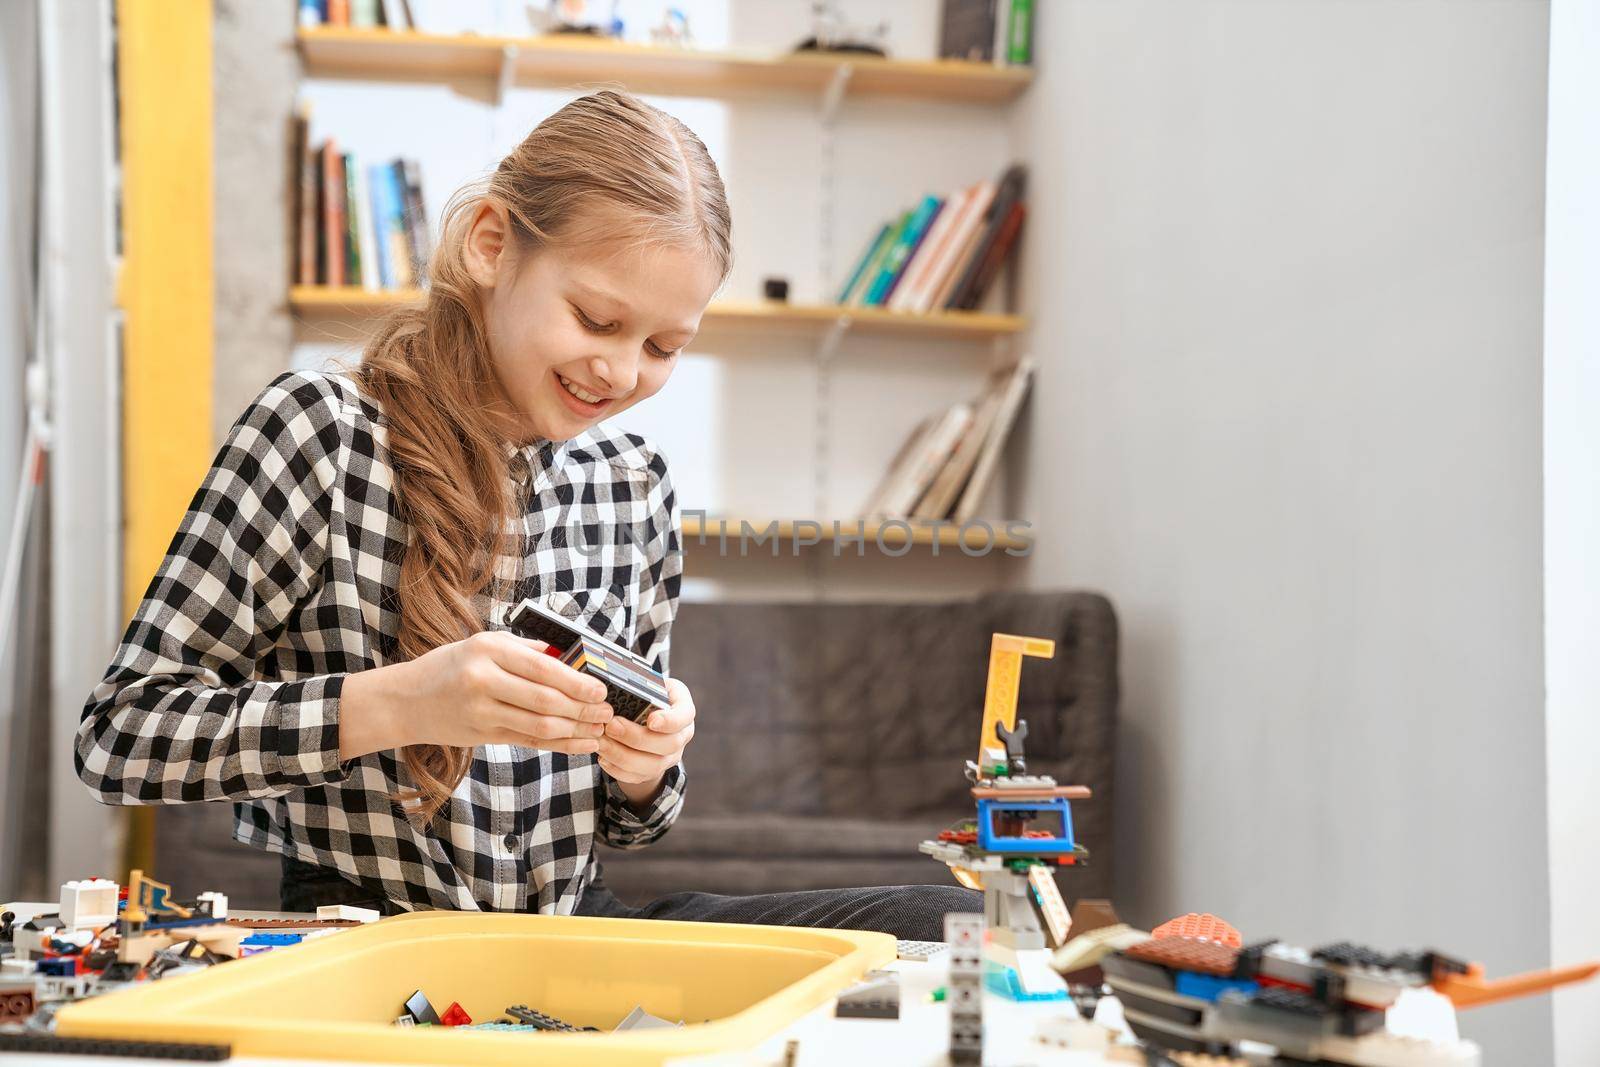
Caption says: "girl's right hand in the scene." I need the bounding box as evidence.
[339,630,614,760]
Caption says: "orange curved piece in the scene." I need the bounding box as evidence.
[1152,913,1242,948]
[1436,960,1600,1009]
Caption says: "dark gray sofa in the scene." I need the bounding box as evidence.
[153,591,1119,909]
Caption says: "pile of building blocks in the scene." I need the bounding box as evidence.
[919,633,1092,1003]
[0,870,360,1033]
[396,990,683,1034]
[1068,912,1600,1065]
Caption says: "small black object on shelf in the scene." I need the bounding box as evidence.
[763,277,790,302]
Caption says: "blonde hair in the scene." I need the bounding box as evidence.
[356,90,731,821]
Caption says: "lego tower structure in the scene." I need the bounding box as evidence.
[921,633,1092,1001]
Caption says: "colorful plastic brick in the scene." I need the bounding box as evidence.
[1153,912,1242,948]
[440,1002,472,1027]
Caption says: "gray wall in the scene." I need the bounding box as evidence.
[214,0,297,444]
[1012,2,1552,1062]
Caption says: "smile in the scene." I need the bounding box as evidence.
[557,373,607,405]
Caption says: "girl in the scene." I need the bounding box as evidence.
[77,91,975,938]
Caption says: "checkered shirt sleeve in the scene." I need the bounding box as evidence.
[76,373,355,802]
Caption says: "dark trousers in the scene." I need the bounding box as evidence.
[281,855,981,942]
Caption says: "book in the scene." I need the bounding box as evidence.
[881,197,944,305]
[400,159,431,282]
[382,163,415,289]
[922,183,996,312]
[368,164,394,289]
[848,210,910,307]
[342,152,363,286]
[328,0,350,27]
[944,164,1026,309]
[860,416,937,519]
[1005,0,1035,65]
[876,403,974,519]
[952,200,1025,311]
[352,0,381,27]
[354,158,380,292]
[889,185,969,312]
[951,357,1035,524]
[864,196,941,306]
[915,181,995,313]
[838,222,892,304]
[939,0,998,62]
[320,141,345,287]
[292,104,317,286]
[298,0,323,29]
[379,0,410,30]
[914,380,1004,521]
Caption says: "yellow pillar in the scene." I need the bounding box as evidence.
[975,633,1056,767]
[117,0,214,873]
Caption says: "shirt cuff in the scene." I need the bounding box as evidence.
[601,763,686,848]
[262,673,356,787]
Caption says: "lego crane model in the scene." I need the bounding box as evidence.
[920,633,1090,1001]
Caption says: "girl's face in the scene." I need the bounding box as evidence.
[467,203,722,443]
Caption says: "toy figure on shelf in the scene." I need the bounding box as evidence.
[920,633,1092,1002]
[1051,907,1600,1066]
[649,7,691,48]
[794,0,888,57]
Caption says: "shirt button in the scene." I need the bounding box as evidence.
[503,833,519,851]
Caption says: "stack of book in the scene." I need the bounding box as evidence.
[938,0,1035,66]
[836,164,1026,314]
[297,0,414,30]
[291,105,431,290]
[860,356,1035,524]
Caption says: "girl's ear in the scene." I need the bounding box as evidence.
[462,201,512,288]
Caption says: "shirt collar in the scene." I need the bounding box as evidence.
[505,437,572,491]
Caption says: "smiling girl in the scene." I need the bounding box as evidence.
[76,91,974,938]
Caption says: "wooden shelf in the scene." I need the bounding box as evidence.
[681,515,1030,553]
[297,27,1033,104]
[290,287,1027,341]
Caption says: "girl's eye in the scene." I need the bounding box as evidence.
[574,308,613,333]
[575,305,679,359]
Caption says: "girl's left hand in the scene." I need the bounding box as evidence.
[598,677,695,805]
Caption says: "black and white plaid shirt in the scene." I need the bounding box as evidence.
[76,371,685,912]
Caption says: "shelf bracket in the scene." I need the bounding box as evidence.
[496,44,519,106]
[820,63,852,124]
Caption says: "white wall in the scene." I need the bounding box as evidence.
[1543,1,1600,1063]
[1013,2,1553,1062]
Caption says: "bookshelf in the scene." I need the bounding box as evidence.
[292,12,1038,563]
[290,286,1027,341]
[296,27,1033,104]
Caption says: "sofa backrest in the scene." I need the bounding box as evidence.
[668,590,1118,845]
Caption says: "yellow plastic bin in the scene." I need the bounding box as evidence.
[56,911,896,1065]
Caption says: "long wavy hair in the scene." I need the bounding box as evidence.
[355,90,732,821]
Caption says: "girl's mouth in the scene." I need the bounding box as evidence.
[555,371,611,417]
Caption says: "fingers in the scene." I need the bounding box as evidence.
[486,669,612,725]
[483,632,607,703]
[639,700,693,733]
[603,715,692,756]
[490,701,608,744]
[597,748,671,784]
